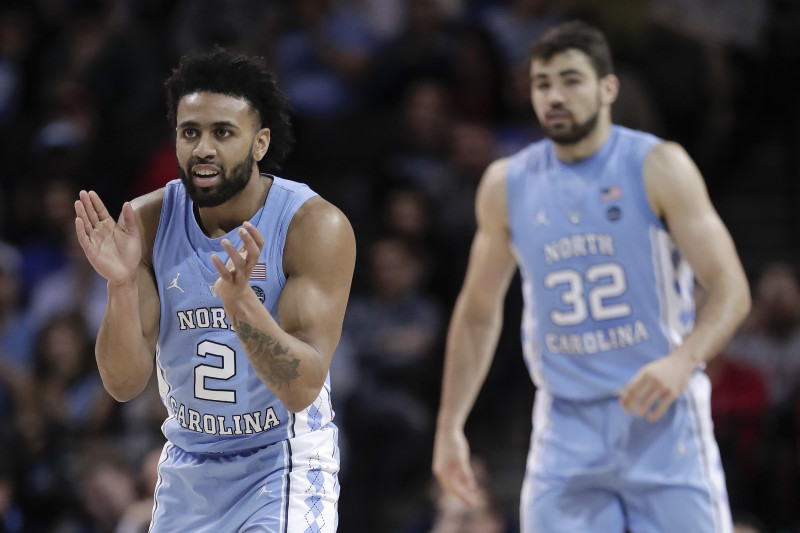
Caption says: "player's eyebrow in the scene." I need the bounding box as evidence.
[532,68,586,80]
[177,120,242,130]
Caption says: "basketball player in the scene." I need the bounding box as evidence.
[432,21,750,532]
[74,50,355,532]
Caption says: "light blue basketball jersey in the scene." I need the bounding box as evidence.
[152,176,336,454]
[507,126,696,400]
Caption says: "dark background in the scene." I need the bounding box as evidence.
[0,1,798,532]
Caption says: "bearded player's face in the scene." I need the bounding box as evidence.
[175,92,259,207]
[530,49,604,145]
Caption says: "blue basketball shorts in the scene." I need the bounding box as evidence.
[521,372,732,533]
[149,424,340,532]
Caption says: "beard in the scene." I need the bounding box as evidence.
[542,95,602,145]
[178,146,255,208]
[543,109,600,145]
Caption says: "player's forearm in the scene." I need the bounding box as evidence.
[678,272,751,366]
[223,294,326,413]
[436,298,503,432]
[95,280,154,401]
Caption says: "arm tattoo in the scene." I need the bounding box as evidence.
[231,316,300,387]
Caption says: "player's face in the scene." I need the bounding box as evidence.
[530,49,605,145]
[175,92,261,207]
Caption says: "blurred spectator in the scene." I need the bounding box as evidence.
[13,176,88,301]
[13,312,114,531]
[31,312,113,436]
[446,26,506,122]
[0,463,23,533]
[367,0,462,107]
[707,352,768,516]
[724,262,800,408]
[0,242,36,426]
[340,236,444,531]
[380,79,453,194]
[435,119,496,300]
[275,0,375,118]
[25,180,108,336]
[115,444,162,533]
[721,262,800,531]
[76,444,139,533]
[0,6,35,130]
[170,0,277,60]
[476,0,565,70]
[36,1,160,133]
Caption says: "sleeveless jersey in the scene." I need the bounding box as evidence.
[152,176,335,453]
[506,126,696,400]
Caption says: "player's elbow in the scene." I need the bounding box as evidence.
[101,379,147,403]
[281,376,328,413]
[282,389,320,413]
[96,360,152,402]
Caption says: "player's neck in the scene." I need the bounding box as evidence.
[197,173,271,238]
[552,115,613,163]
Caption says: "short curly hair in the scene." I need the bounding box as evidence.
[165,48,294,171]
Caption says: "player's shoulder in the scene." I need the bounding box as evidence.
[284,195,356,275]
[289,195,354,246]
[643,140,699,186]
[480,157,510,193]
[476,157,510,221]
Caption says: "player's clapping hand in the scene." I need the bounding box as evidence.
[619,352,697,421]
[211,221,265,301]
[74,190,141,285]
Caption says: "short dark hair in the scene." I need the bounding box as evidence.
[164,48,294,171]
[529,21,614,78]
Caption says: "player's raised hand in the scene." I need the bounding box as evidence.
[619,351,697,422]
[211,221,265,301]
[75,190,141,285]
[432,427,484,508]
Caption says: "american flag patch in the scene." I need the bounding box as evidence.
[250,263,266,280]
[601,185,622,202]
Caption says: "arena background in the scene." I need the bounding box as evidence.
[0,1,798,532]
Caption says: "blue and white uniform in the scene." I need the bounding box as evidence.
[506,126,731,532]
[149,177,339,533]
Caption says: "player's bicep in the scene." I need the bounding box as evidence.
[458,158,517,314]
[278,199,356,360]
[645,142,742,288]
[459,228,517,314]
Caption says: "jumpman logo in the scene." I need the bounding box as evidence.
[167,273,184,293]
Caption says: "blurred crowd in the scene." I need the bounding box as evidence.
[0,0,799,532]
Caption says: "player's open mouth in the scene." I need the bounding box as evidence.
[192,165,221,185]
[545,110,571,123]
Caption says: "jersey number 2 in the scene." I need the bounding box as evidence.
[194,340,237,403]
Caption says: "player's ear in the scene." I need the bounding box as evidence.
[254,128,271,161]
[600,74,619,106]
